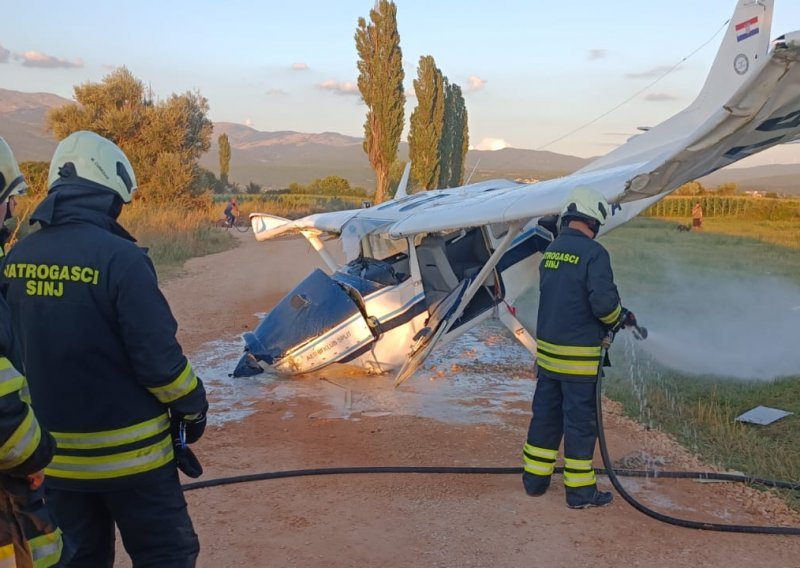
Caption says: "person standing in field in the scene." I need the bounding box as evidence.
[692,201,703,230]
[1,131,209,567]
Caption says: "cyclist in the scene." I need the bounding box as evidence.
[223,197,239,227]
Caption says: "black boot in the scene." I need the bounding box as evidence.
[566,487,613,509]
[522,472,550,496]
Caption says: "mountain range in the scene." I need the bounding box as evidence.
[2,88,799,194]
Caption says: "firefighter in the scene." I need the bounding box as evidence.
[522,186,637,509]
[0,131,209,567]
[0,138,25,258]
[0,137,62,567]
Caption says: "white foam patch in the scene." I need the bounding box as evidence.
[190,318,538,427]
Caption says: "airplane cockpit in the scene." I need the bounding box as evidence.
[335,231,411,295]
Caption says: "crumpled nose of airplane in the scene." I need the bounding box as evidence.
[231,268,368,377]
[232,352,264,377]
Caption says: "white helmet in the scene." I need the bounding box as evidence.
[0,137,28,203]
[560,186,610,227]
[48,131,137,203]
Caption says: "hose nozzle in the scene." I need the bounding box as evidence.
[632,325,648,341]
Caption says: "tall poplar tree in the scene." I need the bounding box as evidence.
[439,81,469,188]
[408,56,445,191]
[218,133,231,188]
[355,0,405,204]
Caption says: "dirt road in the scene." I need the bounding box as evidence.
[120,231,800,567]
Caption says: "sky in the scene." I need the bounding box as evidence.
[2,0,800,164]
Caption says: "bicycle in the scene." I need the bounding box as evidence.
[213,217,249,232]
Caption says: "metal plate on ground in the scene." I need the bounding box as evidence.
[735,406,793,426]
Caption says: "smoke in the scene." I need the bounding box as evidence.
[627,266,800,381]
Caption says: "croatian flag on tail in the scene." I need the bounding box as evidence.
[736,17,759,42]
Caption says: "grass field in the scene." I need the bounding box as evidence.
[600,218,800,506]
[695,218,800,250]
[120,204,232,276]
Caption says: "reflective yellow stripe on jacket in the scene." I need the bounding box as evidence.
[0,406,43,470]
[147,362,198,404]
[0,358,23,398]
[536,339,602,377]
[46,414,173,481]
[599,303,622,326]
[0,543,15,568]
[30,528,63,568]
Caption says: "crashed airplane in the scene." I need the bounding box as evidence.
[233,0,800,385]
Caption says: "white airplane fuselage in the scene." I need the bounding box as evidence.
[234,221,548,377]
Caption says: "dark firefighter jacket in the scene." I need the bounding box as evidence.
[0,296,62,567]
[535,227,622,381]
[0,183,207,491]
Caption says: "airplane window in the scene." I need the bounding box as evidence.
[490,222,509,239]
[365,234,407,261]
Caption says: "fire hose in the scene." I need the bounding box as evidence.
[182,322,800,535]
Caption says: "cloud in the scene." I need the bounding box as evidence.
[587,49,607,60]
[405,87,416,99]
[471,138,507,151]
[0,44,9,63]
[644,92,680,102]
[16,50,83,68]
[626,65,676,79]
[291,63,309,71]
[244,118,254,127]
[265,88,287,96]
[317,79,359,96]
[466,75,487,92]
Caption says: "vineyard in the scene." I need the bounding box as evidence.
[645,195,800,221]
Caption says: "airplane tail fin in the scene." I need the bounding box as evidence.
[394,162,412,199]
[579,0,775,175]
[691,0,774,112]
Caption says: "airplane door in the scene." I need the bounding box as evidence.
[393,279,469,386]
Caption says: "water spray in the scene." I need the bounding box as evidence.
[595,322,800,534]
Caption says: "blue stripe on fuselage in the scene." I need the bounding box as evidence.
[497,229,548,274]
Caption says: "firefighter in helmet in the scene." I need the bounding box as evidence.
[0,136,63,567]
[522,186,637,509]
[0,131,208,566]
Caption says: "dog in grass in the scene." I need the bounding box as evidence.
[676,223,691,232]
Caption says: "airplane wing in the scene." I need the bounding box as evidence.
[388,37,800,237]
[253,3,800,244]
[250,210,360,241]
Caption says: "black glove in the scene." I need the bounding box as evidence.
[170,417,204,478]
[174,444,203,478]
[171,402,208,445]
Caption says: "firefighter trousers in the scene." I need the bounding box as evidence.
[45,469,198,568]
[524,373,599,494]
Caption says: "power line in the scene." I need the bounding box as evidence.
[534,18,732,153]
